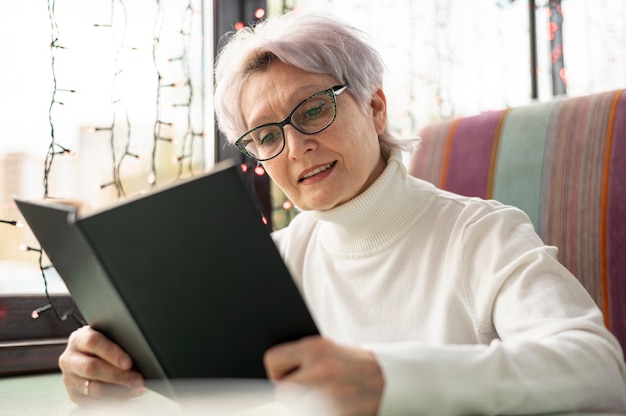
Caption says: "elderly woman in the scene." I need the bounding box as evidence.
[59,11,626,415]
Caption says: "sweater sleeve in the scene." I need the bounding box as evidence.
[366,205,626,415]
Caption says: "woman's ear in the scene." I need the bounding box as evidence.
[370,89,387,135]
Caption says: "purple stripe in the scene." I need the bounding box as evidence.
[607,90,626,349]
[444,111,505,199]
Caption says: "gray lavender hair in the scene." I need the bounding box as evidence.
[213,11,415,155]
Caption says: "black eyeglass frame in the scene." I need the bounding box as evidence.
[235,84,350,162]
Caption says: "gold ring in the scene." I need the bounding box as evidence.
[84,379,91,396]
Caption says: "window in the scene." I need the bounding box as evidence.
[0,0,211,374]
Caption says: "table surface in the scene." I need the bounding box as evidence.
[0,372,623,416]
[0,372,288,416]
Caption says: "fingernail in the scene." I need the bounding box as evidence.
[119,356,131,369]
[132,386,148,397]
[129,374,144,388]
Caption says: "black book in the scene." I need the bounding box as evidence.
[15,160,318,397]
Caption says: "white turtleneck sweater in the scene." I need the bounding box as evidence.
[271,150,626,415]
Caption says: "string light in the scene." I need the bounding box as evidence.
[44,0,75,200]
[23,0,204,326]
[19,244,41,253]
[254,8,266,19]
[31,304,52,319]
[0,219,24,228]
[254,165,265,176]
[19,229,84,325]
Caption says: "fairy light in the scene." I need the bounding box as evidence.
[31,304,52,319]
[548,0,566,95]
[96,0,137,197]
[22,0,205,326]
[19,233,84,325]
[44,0,77,200]
[151,1,206,181]
[1,219,24,228]
[254,8,266,19]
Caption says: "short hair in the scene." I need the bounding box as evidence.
[214,11,415,155]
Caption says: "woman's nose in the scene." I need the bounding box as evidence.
[284,126,317,160]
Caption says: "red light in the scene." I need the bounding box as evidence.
[254,165,265,176]
[282,200,293,210]
[559,68,568,85]
[549,22,558,33]
[235,21,245,30]
[254,8,265,19]
[262,216,268,225]
[241,163,248,173]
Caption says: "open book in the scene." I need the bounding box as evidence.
[15,160,318,397]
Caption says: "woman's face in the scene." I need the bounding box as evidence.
[239,61,387,211]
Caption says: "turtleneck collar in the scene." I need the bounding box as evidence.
[306,149,435,257]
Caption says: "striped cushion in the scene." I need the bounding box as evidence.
[409,89,626,352]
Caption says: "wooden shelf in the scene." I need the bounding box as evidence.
[0,295,84,376]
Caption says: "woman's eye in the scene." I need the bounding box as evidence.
[305,104,323,118]
[304,103,325,119]
[258,132,276,145]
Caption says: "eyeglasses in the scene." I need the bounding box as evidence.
[235,84,350,162]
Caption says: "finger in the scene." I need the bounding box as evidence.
[87,379,147,400]
[64,373,146,406]
[70,326,133,370]
[60,328,144,388]
[64,350,144,388]
[264,340,304,380]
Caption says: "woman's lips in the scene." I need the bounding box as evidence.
[298,161,337,182]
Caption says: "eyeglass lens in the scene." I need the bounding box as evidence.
[240,89,337,161]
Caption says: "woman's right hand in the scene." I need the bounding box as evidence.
[58,325,146,405]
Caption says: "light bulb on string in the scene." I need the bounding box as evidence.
[1,219,24,228]
[254,8,266,19]
[162,82,184,88]
[100,181,116,190]
[51,143,75,157]
[19,244,41,253]
[31,304,52,319]
[89,126,114,133]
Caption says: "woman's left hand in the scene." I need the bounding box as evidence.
[264,335,384,416]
